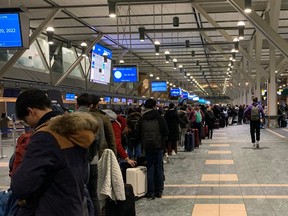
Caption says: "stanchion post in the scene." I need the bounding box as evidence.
[0,130,7,159]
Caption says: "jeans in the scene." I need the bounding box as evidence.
[250,120,260,143]
[180,128,187,147]
[145,149,164,195]
[207,124,213,139]
[127,142,142,159]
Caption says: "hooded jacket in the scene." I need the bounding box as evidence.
[11,112,98,216]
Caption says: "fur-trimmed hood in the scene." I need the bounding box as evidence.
[38,112,99,149]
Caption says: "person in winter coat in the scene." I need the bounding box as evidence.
[102,109,136,167]
[88,94,117,158]
[178,106,189,148]
[11,89,99,216]
[205,106,216,139]
[164,103,180,155]
[136,99,169,199]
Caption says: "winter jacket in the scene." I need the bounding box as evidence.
[164,109,180,142]
[136,109,169,149]
[11,112,98,216]
[177,110,189,129]
[89,108,117,157]
[205,110,216,126]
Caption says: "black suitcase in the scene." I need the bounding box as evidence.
[214,119,220,129]
[219,118,225,128]
[184,132,194,151]
[105,184,136,216]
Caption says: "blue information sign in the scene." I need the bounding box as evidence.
[92,44,112,59]
[0,13,22,48]
[170,88,182,97]
[113,66,138,82]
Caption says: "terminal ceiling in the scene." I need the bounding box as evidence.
[1,0,288,99]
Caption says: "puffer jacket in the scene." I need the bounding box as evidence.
[11,112,99,216]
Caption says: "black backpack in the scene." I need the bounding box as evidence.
[141,118,162,149]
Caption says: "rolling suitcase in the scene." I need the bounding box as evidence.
[126,166,147,198]
[189,129,199,148]
[105,184,136,216]
[202,125,208,139]
[214,119,220,129]
[184,132,194,151]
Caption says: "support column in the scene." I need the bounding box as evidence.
[267,0,281,128]
[255,32,263,100]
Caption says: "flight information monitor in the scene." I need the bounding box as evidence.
[0,13,22,48]
[112,65,138,82]
[151,81,167,92]
[90,44,112,84]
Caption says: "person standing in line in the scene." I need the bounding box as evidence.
[136,99,169,199]
[177,105,189,148]
[76,93,101,216]
[205,106,216,139]
[243,97,265,149]
[164,103,180,155]
[88,94,117,158]
[11,89,98,216]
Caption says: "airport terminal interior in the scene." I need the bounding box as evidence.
[0,0,288,215]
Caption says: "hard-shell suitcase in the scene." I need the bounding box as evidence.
[126,166,147,198]
[105,184,136,216]
[184,132,194,151]
[220,118,225,128]
[189,129,199,148]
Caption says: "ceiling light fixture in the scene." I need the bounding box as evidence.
[185,40,190,48]
[244,0,252,13]
[237,21,245,40]
[191,50,195,57]
[173,16,179,27]
[173,62,177,69]
[46,27,55,45]
[139,27,145,42]
[155,45,160,55]
[119,59,124,64]
[109,2,117,18]
[154,40,160,45]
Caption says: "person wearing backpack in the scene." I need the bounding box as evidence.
[126,108,142,159]
[243,97,265,149]
[136,99,169,199]
[189,106,205,144]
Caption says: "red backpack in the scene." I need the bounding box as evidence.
[9,131,33,176]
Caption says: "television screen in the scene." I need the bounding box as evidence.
[121,98,126,103]
[0,13,29,49]
[65,93,75,101]
[112,65,138,82]
[170,88,182,97]
[90,44,112,84]
[127,99,133,104]
[151,81,167,92]
[103,97,111,103]
[113,98,119,103]
[138,100,143,105]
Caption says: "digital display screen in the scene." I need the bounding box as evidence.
[90,44,112,84]
[138,100,143,104]
[121,98,126,103]
[151,81,167,92]
[65,93,75,101]
[112,65,138,82]
[103,97,111,103]
[128,99,133,104]
[182,91,189,99]
[193,97,199,101]
[170,88,182,97]
[0,13,22,48]
[113,98,119,103]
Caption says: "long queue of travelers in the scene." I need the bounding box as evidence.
[2,88,288,216]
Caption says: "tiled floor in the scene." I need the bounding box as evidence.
[135,124,288,216]
[1,125,288,215]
